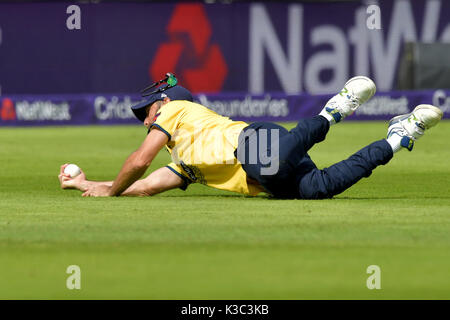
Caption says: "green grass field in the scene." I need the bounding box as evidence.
[0,121,449,299]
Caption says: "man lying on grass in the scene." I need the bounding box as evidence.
[58,75,443,199]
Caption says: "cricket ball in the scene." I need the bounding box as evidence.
[64,164,81,178]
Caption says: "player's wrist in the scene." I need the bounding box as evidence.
[107,185,118,197]
[78,180,92,192]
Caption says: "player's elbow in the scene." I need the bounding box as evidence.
[142,176,167,196]
[123,179,154,197]
[134,159,151,169]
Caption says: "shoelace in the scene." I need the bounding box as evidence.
[412,122,425,138]
[348,95,359,111]
[407,116,425,139]
[389,123,411,139]
[337,93,359,112]
[391,118,424,141]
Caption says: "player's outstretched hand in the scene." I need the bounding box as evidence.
[58,163,86,190]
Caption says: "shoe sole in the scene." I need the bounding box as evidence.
[343,76,377,105]
[389,104,443,129]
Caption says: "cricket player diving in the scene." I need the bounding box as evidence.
[58,73,443,199]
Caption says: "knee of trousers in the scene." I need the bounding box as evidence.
[290,116,330,144]
[297,169,334,200]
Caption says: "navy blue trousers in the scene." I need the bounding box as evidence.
[236,116,393,199]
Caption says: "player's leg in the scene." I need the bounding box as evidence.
[280,76,377,160]
[239,76,376,168]
[297,104,443,199]
[238,77,377,198]
[298,139,393,199]
[265,76,376,184]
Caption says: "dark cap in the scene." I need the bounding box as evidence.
[131,84,193,122]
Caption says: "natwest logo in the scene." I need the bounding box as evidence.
[150,3,227,93]
[15,100,71,121]
[0,98,16,121]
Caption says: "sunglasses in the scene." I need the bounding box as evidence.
[140,72,178,97]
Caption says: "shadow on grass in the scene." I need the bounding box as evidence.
[158,194,263,199]
[335,196,450,200]
[158,194,450,201]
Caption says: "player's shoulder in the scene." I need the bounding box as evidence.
[165,100,197,107]
[161,100,195,113]
[163,100,211,114]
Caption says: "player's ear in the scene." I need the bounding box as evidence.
[163,97,171,104]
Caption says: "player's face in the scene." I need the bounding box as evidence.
[143,103,159,129]
[143,98,171,130]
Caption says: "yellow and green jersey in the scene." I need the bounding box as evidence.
[150,100,263,196]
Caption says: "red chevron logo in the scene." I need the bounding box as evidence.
[150,3,227,93]
[0,98,16,121]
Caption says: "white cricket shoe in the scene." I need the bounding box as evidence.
[387,104,443,151]
[320,76,376,123]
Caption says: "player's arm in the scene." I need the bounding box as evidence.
[59,165,184,197]
[81,128,169,197]
[120,166,184,196]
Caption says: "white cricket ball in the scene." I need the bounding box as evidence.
[64,164,81,178]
